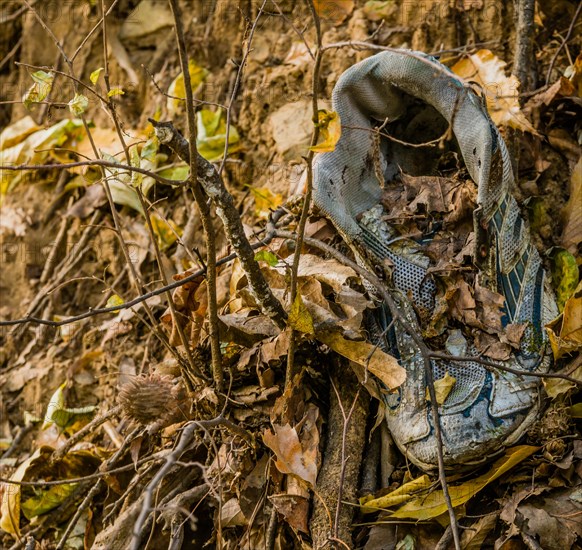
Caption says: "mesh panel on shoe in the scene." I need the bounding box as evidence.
[500,204,521,269]
[432,357,486,414]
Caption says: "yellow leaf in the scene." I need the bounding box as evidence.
[546,280,582,360]
[310,110,342,153]
[150,213,182,252]
[0,116,40,150]
[363,445,538,519]
[289,295,315,335]
[90,68,104,85]
[107,88,124,97]
[544,355,582,398]
[1,119,84,194]
[451,50,538,134]
[0,446,102,534]
[106,294,124,309]
[562,280,582,346]
[570,402,582,418]
[561,156,582,253]
[316,330,405,389]
[248,186,284,219]
[360,475,431,513]
[166,60,208,116]
[425,371,456,405]
[0,449,43,537]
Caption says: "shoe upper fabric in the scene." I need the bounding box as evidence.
[312,50,559,470]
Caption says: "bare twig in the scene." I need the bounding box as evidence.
[0,37,22,71]
[217,0,268,176]
[545,2,582,85]
[1,158,184,187]
[169,0,223,389]
[331,377,362,542]
[129,422,198,550]
[286,0,323,390]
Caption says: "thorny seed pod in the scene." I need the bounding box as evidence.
[117,374,181,426]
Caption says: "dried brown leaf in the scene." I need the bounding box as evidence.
[316,330,405,389]
[451,49,538,134]
[263,424,318,486]
[561,156,582,253]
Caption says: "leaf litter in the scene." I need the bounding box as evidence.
[0,4,580,550]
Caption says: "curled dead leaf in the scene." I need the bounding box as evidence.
[263,423,318,486]
[451,49,538,134]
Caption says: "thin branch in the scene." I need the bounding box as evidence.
[1,159,184,187]
[286,0,323,390]
[0,37,22,71]
[330,378,361,541]
[129,422,198,550]
[55,479,104,550]
[217,0,268,176]
[545,2,582,85]
[168,0,223,390]
[98,0,204,385]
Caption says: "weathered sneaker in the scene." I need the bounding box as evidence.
[312,50,559,471]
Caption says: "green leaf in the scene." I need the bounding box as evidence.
[22,70,54,109]
[158,164,189,181]
[196,109,241,162]
[1,447,102,534]
[107,87,125,97]
[42,382,67,430]
[138,136,159,195]
[21,482,78,518]
[288,295,315,335]
[395,535,415,550]
[42,383,96,432]
[363,0,397,21]
[68,93,89,116]
[90,67,104,85]
[254,250,279,267]
[552,248,580,311]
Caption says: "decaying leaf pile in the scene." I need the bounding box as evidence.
[0,1,581,549]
